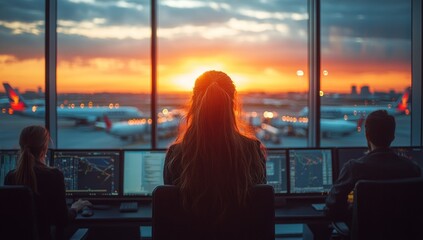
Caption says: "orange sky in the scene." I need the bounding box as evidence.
[0,54,411,94]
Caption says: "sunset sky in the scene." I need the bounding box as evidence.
[0,0,412,94]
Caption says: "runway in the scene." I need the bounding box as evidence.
[0,112,412,149]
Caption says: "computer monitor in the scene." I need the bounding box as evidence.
[0,150,51,186]
[335,147,368,178]
[392,146,423,171]
[52,150,121,197]
[288,148,333,194]
[123,150,166,197]
[265,149,288,194]
[0,150,19,186]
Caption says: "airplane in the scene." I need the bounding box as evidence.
[3,82,145,125]
[257,88,410,138]
[297,87,411,121]
[97,110,181,141]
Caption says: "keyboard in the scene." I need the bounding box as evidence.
[120,202,138,212]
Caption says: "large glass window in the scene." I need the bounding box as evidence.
[157,0,309,148]
[0,0,45,149]
[57,0,151,149]
[0,0,419,150]
[320,0,412,147]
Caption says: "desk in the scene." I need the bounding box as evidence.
[74,202,328,224]
[73,201,330,239]
[75,204,151,226]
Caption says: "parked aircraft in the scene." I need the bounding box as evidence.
[298,88,411,121]
[97,111,181,141]
[259,88,410,138]
[3,83,144,124]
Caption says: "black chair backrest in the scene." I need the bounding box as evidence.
[152,184,275,240]
[0,185,38,240]
[352,178,423,240]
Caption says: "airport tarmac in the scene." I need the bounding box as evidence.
[0,113,412,149]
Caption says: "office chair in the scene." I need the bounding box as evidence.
[0,185,39,240]
[0,185,88,240]
[152,184,275,240]
[332,178,423,240]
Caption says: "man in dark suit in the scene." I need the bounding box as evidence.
[325,109,421,222]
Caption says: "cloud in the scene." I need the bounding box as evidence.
[0,20,44,35]
[57,19,150,40]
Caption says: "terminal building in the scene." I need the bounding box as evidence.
[1,0,422,239]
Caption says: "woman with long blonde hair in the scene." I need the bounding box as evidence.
[164,70,266,225]
[5,125,91,240]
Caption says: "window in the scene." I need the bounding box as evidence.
[320,0,412,147]
[57,0,151,148]
[0,0,45,149]
[0,0,420,149]
[158,0,309,148]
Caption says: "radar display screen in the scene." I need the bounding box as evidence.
[123,150,165,196]
[52,150,120,197]
[266,149,287,194]
[289,148,333,194]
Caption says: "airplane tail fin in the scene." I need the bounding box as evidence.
[395,87,411,115]
[3,83,27,111]
[104,115,112,131]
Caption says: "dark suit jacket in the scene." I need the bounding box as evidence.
[5,162,75,240]
[325,147,421,221]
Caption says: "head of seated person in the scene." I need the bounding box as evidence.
[365,109,395,150]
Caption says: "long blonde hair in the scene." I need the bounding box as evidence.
[167,70,266,219]
[14,125,50,194]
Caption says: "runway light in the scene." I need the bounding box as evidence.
[263,111,274,119]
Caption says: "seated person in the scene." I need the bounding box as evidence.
[163,70,266,237]
[325,110,421,223]
[4,125,91,240]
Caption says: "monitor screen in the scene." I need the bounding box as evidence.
[289,148,333,194]
[335,147,368,177]
[265,149,287,194]
[52,150,120,197]
[1,150,51,186]
[123,150,166,196]
[0,150,19,186]
[392,147,423,171]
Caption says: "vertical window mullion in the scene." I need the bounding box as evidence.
[46,0,57,149]
[151,0,157,149]
[308,0,321,147]
[412,0,422,146]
